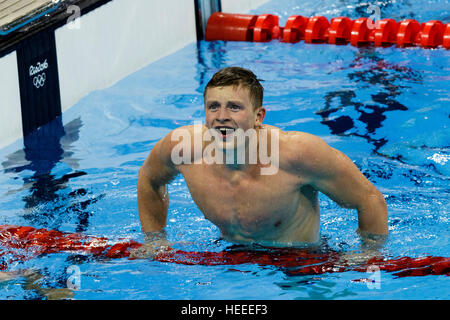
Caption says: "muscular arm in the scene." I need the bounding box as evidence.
[137,133,179,233]
[291,133,388,235]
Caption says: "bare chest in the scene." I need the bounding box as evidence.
[179,164,304,240]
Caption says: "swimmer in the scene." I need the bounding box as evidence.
[136,67,388,255]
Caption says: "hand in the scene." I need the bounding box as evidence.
[357,228,388,251]
[129,230,174,259]
[339,249,382,267]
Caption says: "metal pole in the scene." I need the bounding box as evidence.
[194,0,221,40]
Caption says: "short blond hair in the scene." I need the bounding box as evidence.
[204,67,264,110]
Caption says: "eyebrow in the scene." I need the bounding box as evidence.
[227,100,244,105]
[206,101,220,107]
[206,100,245,106]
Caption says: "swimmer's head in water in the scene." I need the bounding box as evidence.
[204,67,264,110]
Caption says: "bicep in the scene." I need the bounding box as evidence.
[301,138,376,209]
[139,134,179,191]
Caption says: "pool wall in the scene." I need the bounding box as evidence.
[0,50,22,148]
[0,0,269,150]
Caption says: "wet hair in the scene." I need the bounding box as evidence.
[204,67,264,110]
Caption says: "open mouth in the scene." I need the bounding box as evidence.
[215,126,235,139]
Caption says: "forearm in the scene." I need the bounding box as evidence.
[137,168,169,232]
[357,190,388,235]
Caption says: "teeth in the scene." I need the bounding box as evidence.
[217,127,234,135]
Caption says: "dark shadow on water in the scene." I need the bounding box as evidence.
[316,47,422,157]
[195,41,228,94]
[1,117,101,232]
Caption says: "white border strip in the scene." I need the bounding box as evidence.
[0,51,22,149]
[55,0,197,113]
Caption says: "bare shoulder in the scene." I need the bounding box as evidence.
[280,130,332,157]
[260,125,327,156]
[278,130,338,175]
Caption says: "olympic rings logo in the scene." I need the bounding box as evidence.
[33,72,46,89]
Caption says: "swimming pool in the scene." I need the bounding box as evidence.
[0,0,449,299]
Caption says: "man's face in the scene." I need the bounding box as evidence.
[204,85,265,150]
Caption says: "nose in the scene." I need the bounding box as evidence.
[216,106,230,123]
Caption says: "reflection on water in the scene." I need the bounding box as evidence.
[1,117,101,232]
[317,47,421,154]
[195,41,228,94]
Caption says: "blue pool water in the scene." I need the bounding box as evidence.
[0,0,449,299]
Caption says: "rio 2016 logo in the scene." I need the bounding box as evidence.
[33,73,47,89]
[29,59,49,89]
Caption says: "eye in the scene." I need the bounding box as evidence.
[229,104,242,111]
[207,103,219,111]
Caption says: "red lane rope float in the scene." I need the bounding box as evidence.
[396,19,421,47]
[444,23,450,49]
[328,17,353,45]
[372,19,398,47]
[155,249,450,278]
[205,12,449,49]
[253,14,280,42]
[0,225,449,277]
[305,16,330,43]
[205,12,258,41]
[0,224,142,269]
[420,20,445,47]
[282,15,308,43]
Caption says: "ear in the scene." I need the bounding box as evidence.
[255,106,266,127]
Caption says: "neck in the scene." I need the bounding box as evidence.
[215,131,261,173]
